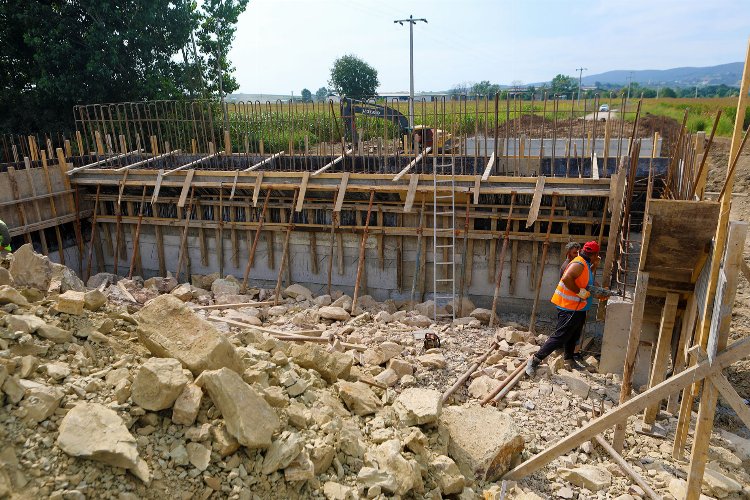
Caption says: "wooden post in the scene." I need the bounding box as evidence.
[597,157,627,320]
[458,198,471,317]
[273,189,300,305]
[40,151,66,265]
[352,190,375,314]
[6,167,32,244]
[242,189,271,290]
[85,185,101,281]
[22,158,48,255]
[612,270,650,451]
[667,295,697,414]
[326,188,338,296]
[529,195,558,333]
[489,193,516,327]
[410,201,426,303]
[56,148,84,271]
[642,292,679,425]
[127,186,147,279]
[175,188,195,282]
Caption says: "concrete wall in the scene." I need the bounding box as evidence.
[94,224,586,316]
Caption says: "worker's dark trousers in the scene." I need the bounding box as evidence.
[534,309,587,361]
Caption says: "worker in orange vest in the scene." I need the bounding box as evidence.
[526,240,608,375]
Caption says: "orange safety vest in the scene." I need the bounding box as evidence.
[551,255,590,311]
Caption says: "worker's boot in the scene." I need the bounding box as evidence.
[525,356,541,377]
[563,358,585,371]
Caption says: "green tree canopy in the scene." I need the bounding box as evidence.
[329,55,379,99]
[0,0,249,133]
[315,87,329,102]
[300,88,312,102]
[660,87,677,98]
[550,74,577,96]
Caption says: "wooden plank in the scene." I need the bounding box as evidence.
[150,169,165,204]
[473,175,481,204]
[244,151,284,172]
[643,292,680,425]
[597,158,627,320]
[177,169,195,208]
[525,176,545,228]
[295,171,310,212]
[690,346,750,428]
[592,152,600,179]
[392,147,431,182]
[114,150,180,172]
[67,149,142,175]
[40,151,66,265]
[334,173,350,212]
[667,294,698,414]
[21,158,48,254]
[503,336,750,481]
[403,174,420,213]
[155,225,166,277]
[229,170,239,200]
[252,172,264,207]
[482,152,496,181]
[613,271,650,451]
[313,149,352,176]
[165,151,222,175]
[593,435,661,500]
[6,167,32,244]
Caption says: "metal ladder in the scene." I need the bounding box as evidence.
[433,161,456,322]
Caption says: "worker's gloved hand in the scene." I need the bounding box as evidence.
[576,289,591,299]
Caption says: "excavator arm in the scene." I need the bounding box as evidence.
[340,98,410,145]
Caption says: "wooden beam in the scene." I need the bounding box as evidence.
[40,151,66,265]
[177,169,195,208]
[392,147,431,182]
[67,149,142,175]
[229,170,239,200]
[6,167,32,244]
[244,151,284,172]
[165,151,223,176]
[690,347,750,429]
[252,172,264,207]
[295,171,310,212]
[55,148,84,269]
[503,336,750,481]
[667,294,697,414]
[150,169,165,204]
[593,435,661,500]
[473,175,481,204]
[313,149,352,176]
[525,176,545,228]
[403,174,419,213]
[613,270,649,451]
[334,173,350,212]
[114,149,180,172]
[643,292,680,425]
[482,152,496,181]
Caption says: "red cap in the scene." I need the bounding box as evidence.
[582,241,600,254]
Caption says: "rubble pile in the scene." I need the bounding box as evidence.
[0,244,748,499]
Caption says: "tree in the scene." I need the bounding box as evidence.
[661,87,677,98]
[301,88,312,102]
[315,87,329,102]
[470,81,501,98]
[329,55,379,99]
[550,74,576,96]
[0,0,249,133]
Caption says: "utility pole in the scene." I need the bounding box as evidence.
[213,31,229,133]
[626,71,634,102]
[576,67,587,104]
[394,15,427,129]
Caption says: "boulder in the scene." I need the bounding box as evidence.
[131,358,189,411]
[49,263,85,293]
[366,439,422,495]
[319,306,350,322]
[313,295,332,307]
[87,273,119,289]
[56,402,150,483]
[556,371,592,399]
[0,267,10,286]
[431,455,465,495]
[469,308,497,325]
[402,314,432,328]
[288,343,352,384]
[374,368,399,387]
[718,429,750,461]
[323,481,355,500]
[447,297,476,317]
[196,367,280,449]
[415,300,436,318]
[393,388,442,426]
[468,375,501,399]
[20,385,64,423]
[284,450,315,482]
[192,273,219,290]
[9,244,53,291]
[36,324,72,343]
[668,478,715,500]
[0,285,28,306]
[5,314,46,334]
[84,289,107,311]
[172,383,203,426]
[283,284,313,300]
[336,381,381,416]
[388,358,414,377]
[211,278,240,298]
[134,295,243,376]
[439,405,524,481]
[559,466,611,492]
[702,468,742,498]
[357,467,398,494]
[54,290,85,315]
[331,294,352,311]
[186,442,211,471]
[362,341,403,366]
[417,353,446,369]
[261,431,304,474]
[170,283,194,301]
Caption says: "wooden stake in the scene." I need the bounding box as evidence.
[242,189,271,290]
[489,193,516,327]
[593,435,660,500]
[642,292,679,425]
[127,186,147,279]
[458,198,471,317]
[175,188,195,282]
[273,189,300,305]
[529,195,558,333]
[327,189,338,295]
[410,201,426,303]
[85,185,101,281]
[352,190,375,314]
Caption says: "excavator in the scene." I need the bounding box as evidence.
[340,98,455,153]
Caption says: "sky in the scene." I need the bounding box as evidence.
[228,0,749,95]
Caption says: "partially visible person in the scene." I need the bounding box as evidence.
[0,218,11,254]
[526,240,608,375]
[560,242,581,278]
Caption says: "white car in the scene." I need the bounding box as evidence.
[599,104,610,112]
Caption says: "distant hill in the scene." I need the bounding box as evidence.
[580,62,742,88]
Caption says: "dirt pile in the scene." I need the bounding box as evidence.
[1,245,749,499]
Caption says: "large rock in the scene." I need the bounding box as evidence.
[394,388,442,426]
[9,244,53,291]
[134,295,243,376]
[668,478,715,500]
[431,455,465,495]
[172,383,202,426]
[702,468,742,498]
[366,439,422,495]
[362,341,403,366]
[469,308,498,325]
[5,314,46,334]
[319,306,350,322]
[0,267,10,286]
[559,466,611,492]
[417,353,446,369]
[84,289,107,311]
[87,273,119,289]
[284,284,313,300]
[0,285,28,306]
[336,381,381,416]
[131,358,189,411]
[288,343,352,384]
[261,431,304,474]
[556,371,592,399]
[49,263,85,293]
[211,278,240,297]
[468,375,501,399]
[20,385,64,422]
[196,367,280,449]
[36,324,72,343]
[56,402,150,483]
[718,429,750,461]
[55,290,85,315]
[439,405,524,481]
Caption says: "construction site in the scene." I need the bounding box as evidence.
[0,43,749,500]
